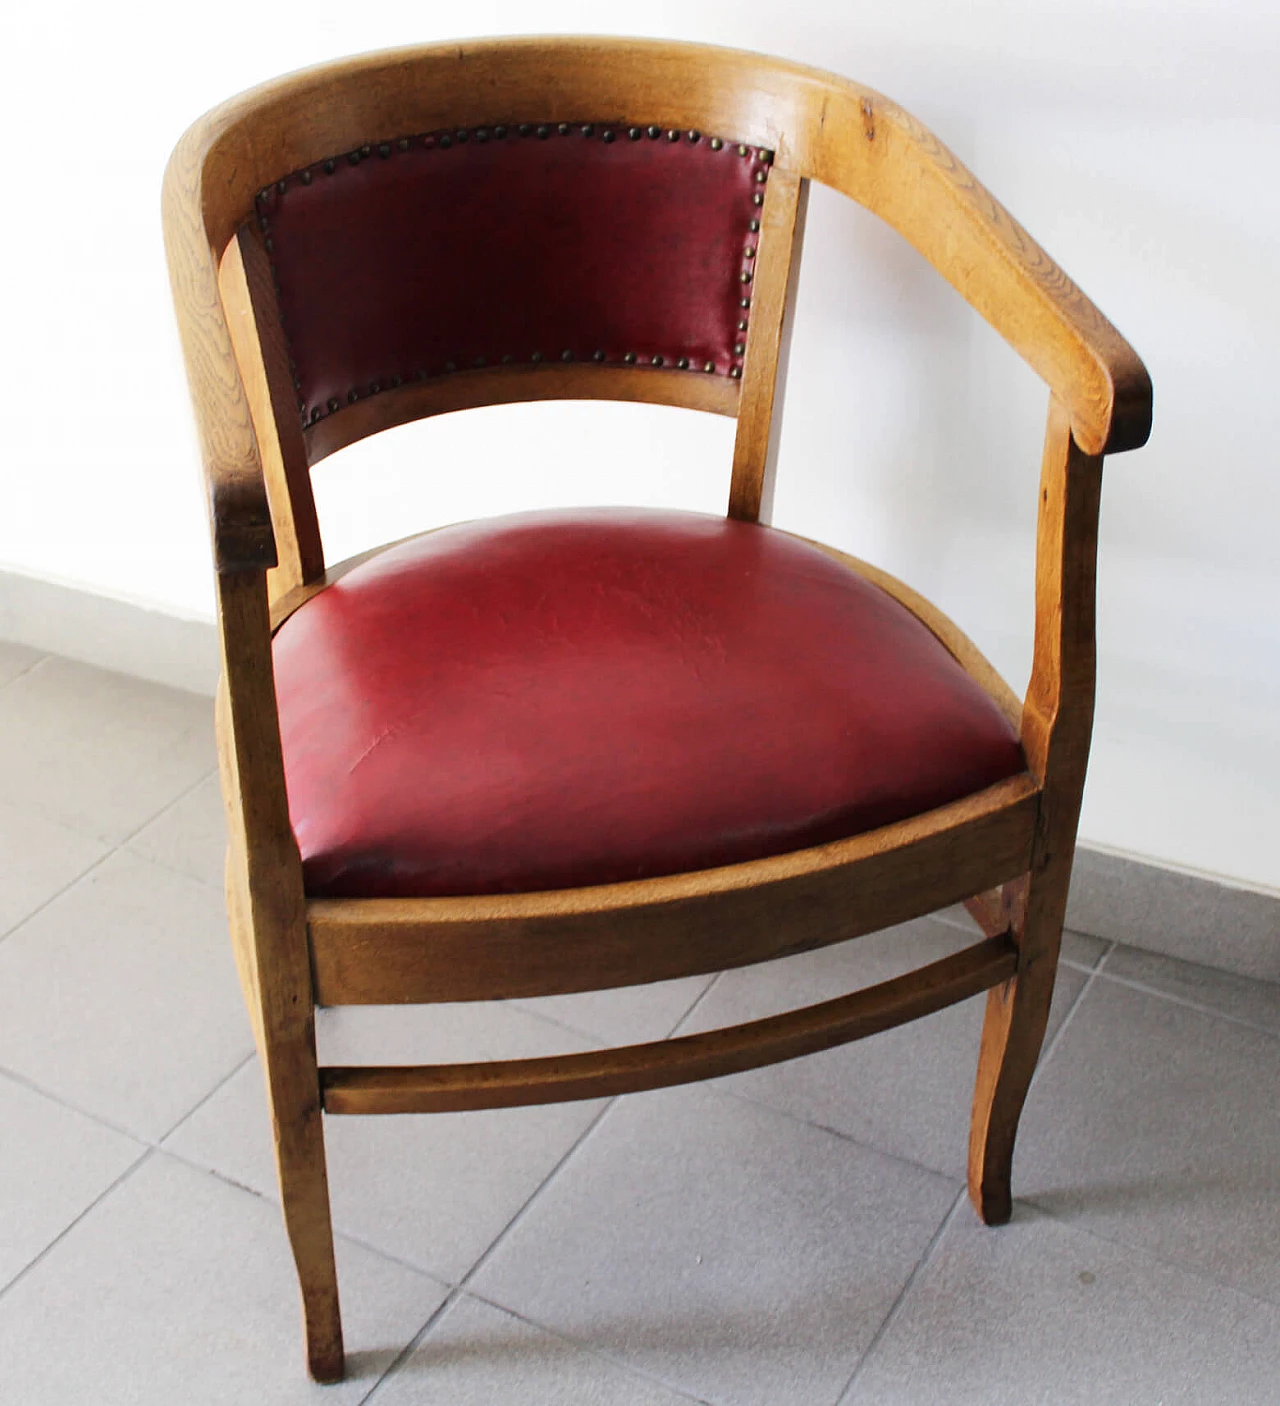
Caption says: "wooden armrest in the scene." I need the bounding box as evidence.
[810,85,1152,456]
[163,124,278,575]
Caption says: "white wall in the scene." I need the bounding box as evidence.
[3,2,1277,889]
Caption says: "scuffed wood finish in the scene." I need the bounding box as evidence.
[969,397,1103,1225]
[308,776,1038,1005]
[304,363,737,465]
[322,935,1016,1114]
[728,170,809,523]
[214,570,343,1382]
[219,233,325,600]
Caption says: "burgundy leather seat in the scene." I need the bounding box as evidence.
[273,508,1025,898]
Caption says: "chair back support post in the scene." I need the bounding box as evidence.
[728,172,809,523]
[220,234,326,602]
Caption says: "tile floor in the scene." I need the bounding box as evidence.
[1,640,1278,1404]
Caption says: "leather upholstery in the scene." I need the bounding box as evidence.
[252,126,770,429]
[273,510,1025,898]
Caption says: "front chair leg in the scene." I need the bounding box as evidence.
[261,1040,346,1382]
[967,862,1069,1225]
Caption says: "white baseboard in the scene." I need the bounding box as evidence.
[3,568,1276,983]
[0,568,219,697]
[1066,845,1279,984]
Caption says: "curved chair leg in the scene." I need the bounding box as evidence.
[227,865,345,1381]
[259,1040,344,1383]
[967,861,1069,1225]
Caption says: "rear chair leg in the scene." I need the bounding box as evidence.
[968,862,1070,1225]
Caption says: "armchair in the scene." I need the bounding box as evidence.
[163,37,1151,1381]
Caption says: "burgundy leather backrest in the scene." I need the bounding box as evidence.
[250,122,773,433]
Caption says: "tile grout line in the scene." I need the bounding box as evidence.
[1026,940,1114,1090]
[0,1060,157,1147]
[505,968,722,1052]
[358,1093,625,1402]
[502,1000,611,1049]
[834,1185,969,1403]
[354,1287,463,1405]
[708,1077,965,1188]
[154,1048,258,1146]
[0,651,50,694]
[116,764,221,847]
[0,764,221,947]
[667,969,727,1038]
[1085,966,1280,1041]
[0,846,117,948]
[467,1291,723,1406]
[0,1038,257,1166]
[0,1147,156,1305]
[1019,1197,1280,1316]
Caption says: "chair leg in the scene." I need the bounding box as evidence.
[261,1042,346,1383]
[227,860,344,1381]
[967,862,1068,1225]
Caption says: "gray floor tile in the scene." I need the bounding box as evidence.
[167,1002,609,1283]
[0,640,42,688]
[374,1294,703,1405]
[1016,977,1280,1305]
[0,850,253,1140]
[1100,942,1280,1036]
[0,1072,144,1290]
[844,1208,1280,1405]
[678,917,1086,1180]
[0,1152,447,1406]
[472,1082,958,1406]
[932,904,1108,969]
[126,770,225,889]
[512,973,715,1046]
[0,797,108,938]
[0,657,214,843]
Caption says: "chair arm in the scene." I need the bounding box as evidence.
[810,86,1152,457]
[162,124,277,575]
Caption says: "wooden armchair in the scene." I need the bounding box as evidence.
[163,37,1151,1382]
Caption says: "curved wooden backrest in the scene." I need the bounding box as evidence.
[165,36,1150,587]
